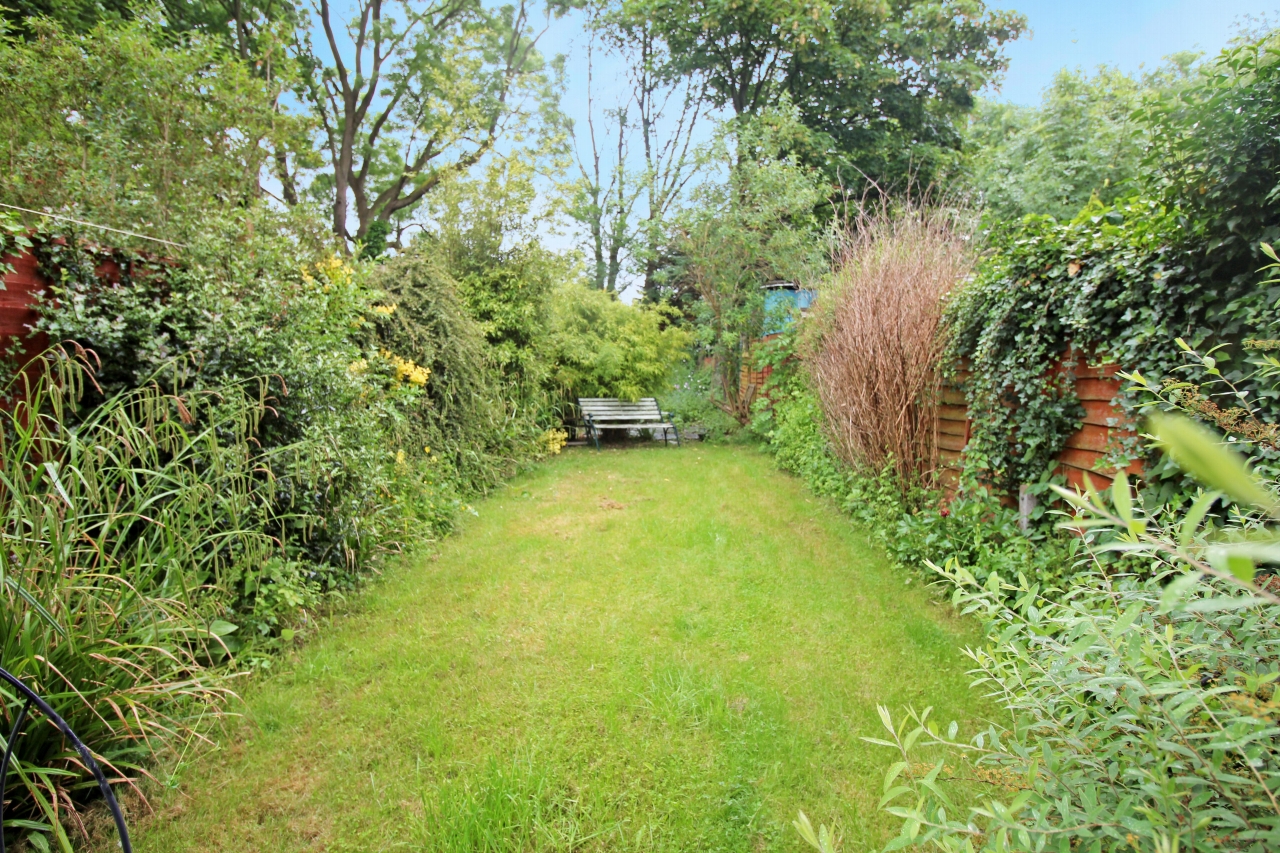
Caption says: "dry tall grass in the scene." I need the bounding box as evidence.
[807,204,973,487]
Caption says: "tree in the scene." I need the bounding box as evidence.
[563,25,640,292]
[297,0,567,245]
[0,0,132,36]
[417,155,568,390]
[964,58,1198,220]
[670,107,827,421]
[0,16,299,241]
[615,15,707,299]
[619,0,1024,191]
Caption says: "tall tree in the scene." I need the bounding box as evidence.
[564,27,639,292]
[564,9,706,297]
[616,16,706,299]
[964,58,1198,220]
[299,0,567,245]
[620,0,1024,190]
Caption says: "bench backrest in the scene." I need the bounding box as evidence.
[579,397,664,422]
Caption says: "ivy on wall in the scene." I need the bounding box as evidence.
[945,33,1280,496]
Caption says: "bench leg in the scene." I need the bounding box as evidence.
[673,425,681,447]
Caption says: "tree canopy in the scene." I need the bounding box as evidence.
[619,0,1024,190]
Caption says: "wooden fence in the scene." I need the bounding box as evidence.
[938,356,1144,496]
[0,247,51,359]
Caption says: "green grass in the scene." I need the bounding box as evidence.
[130,445,991,852]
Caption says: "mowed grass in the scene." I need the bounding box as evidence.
[131,445,991,852]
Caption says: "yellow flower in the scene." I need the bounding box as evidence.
[347,358,368,375]
[541,428,568,455]
[372,304,397,316]
[395,449,406,466]
[379,349,430,386]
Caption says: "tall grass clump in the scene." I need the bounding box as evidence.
[0,349,286,851]
[806,203,972,487]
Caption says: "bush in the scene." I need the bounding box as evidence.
[33,215,429,586]
[545,284,691,410]
[807,203,972,487]
[753,344,1077,591]
[0,352,271,849]
[369,248,537,495]
[843,417,1280,853]
[665,361,744,441]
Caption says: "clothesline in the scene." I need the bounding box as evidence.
[0,202,188,249]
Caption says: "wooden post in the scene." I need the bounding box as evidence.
[1018,485,1037,532]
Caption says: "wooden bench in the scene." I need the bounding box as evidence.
[578,397,680,449]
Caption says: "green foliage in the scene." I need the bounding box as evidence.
[948,31,1280,498]
[670,107,827,421]
[544,284,691,406]
[621,0,1024,190]
[0,0,133,36]
[424,167,568,393]
[0,16,302,242]
[946,197,1280,495]
[964,61,1195,220]
[662,361,742,441]
[33,214,428,577]
[369,247,543,493]
[863,418,1280,853]
[751,343,1077,592]
[1144,34,1280,298]
[0,352,273,849]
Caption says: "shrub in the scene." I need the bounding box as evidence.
[845,417,1280,853]
[26,214,486,647]
[663,361,743,441]
[807,203,972,488]
[0,352,272,850]
[946,30,1280,498]
[545,284,691,409]
[368,248,534,494]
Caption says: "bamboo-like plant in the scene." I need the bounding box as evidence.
[1,348,290,851]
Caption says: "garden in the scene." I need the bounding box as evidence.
[0,1,1277,851]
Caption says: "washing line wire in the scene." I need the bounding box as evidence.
[0,202,188,249]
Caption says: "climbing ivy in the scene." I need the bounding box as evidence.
[945,31,1280,496]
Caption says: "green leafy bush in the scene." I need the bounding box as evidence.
[33,218,427,585]
[753,345,1077,591]
[545,284,691,408]
[664,361,743,442]
[861,430,1280,852]
[963,60,1195,221]
[369,248,538,495]
[948,30,1280,498]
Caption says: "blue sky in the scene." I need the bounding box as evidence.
[995,0,1276,104]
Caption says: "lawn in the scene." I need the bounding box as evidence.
[129,445,991,852]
